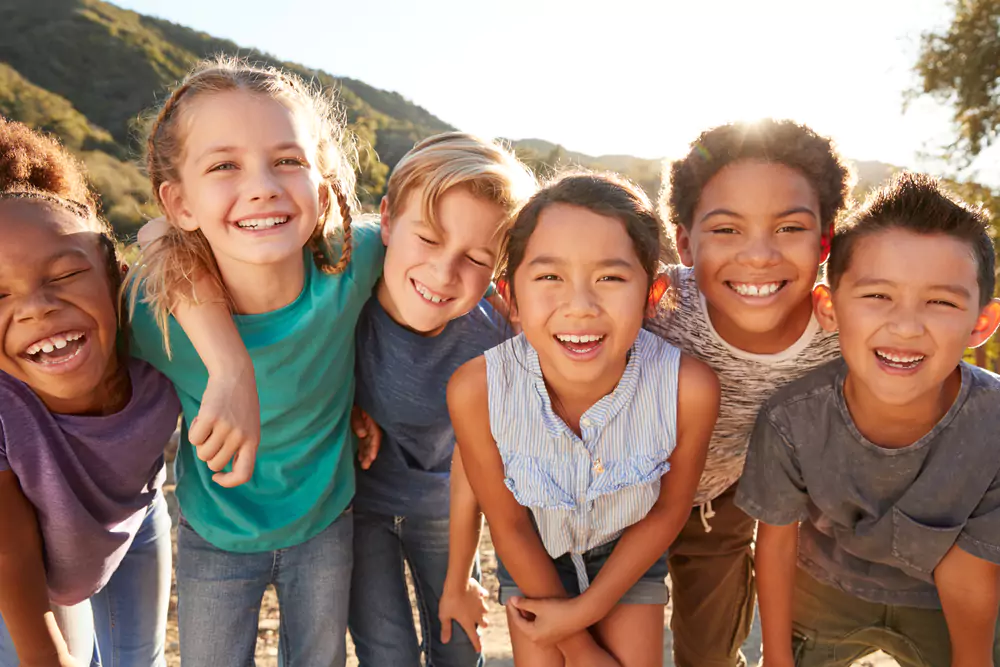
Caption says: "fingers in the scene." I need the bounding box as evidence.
[188,415,212,447]
[439,615,453,645]
[207,429,244,472]
[457,616,482,653]
[213,442,257,488]
[350,406,368,438]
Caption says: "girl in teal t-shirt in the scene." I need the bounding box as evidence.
[125,58,383,666]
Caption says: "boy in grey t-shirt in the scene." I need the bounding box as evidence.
[737,173,1000,667]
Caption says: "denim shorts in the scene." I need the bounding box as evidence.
[497,537,669,605]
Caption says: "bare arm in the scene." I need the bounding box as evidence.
[136,219,259,487]
[757,522,799,667]
[935,543,1000,667]
[447,358,607,660]
[0,471,75,666]
[572,355,717,626]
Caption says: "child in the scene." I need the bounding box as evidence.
[449,172,720,666]
[348,132,535,667]
[0,119,180,666]
[124,58,384,666]
[644,119,851,667]
[738,173,1000,667]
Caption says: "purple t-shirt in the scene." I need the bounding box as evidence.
[0,359,180,605]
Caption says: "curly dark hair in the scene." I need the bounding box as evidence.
[0,117,95,208]
[661,119,854,234]
[498,170,667,308]
[829,172,996,308]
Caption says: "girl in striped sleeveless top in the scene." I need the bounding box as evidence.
[447,173,720,666]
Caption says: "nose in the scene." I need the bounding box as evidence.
[430,254,460,286]
[738,232,781,268]
[886,303,926,339]
[563,282,600,318]
[247,165,282,203]
[14,290,61,323]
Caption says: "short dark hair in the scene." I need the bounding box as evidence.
[828,172,996,308]
[498,171,667,307]
[662,119,853,234]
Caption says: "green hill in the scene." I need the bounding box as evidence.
[0,0,455,235]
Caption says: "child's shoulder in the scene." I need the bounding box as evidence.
[959,361,1000,424]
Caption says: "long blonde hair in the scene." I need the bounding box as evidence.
[126,56,359,344]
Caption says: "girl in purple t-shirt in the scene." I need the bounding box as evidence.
[0,119,181,667]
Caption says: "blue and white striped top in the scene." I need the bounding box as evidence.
[485,328,681,592]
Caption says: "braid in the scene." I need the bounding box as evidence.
[146,81,193,206]
[316,179,353,275]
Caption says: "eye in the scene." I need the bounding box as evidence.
[467,255,490,268]
[598,275,626,283]
[929,299,959,308]
[710,227,738,235]
[208,162,237,173]
[52,269,87,283]
[417,235,440,247]
[777,224,807,233]
[277,157,306,168]
[535,274,561,282]
[862,293,889,300]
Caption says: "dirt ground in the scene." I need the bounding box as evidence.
[161,441,896,666]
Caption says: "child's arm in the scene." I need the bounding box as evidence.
[0,471,77,667]
[756,522,799,667]
[447,357,616,663]
[136,219,259,488]
[935,545,1000,666]
[510,355,718,640]
[438,447,488,651]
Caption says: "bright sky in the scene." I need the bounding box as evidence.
[115,0,998,183]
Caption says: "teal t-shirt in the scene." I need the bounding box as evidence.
[130,220,384,552]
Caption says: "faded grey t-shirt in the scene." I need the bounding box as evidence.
[737,358,1000,609]
[646,265,840,505]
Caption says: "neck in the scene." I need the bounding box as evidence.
[843,367,962,448]
[707,295,814,355]
[537,355,627,436]
[218,253,306,315]
[44,355,132,416]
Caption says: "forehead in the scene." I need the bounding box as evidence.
[0,200,101,264]
[524,203,640,263]
[696,160,819,216]
[180,89,314,158]
[842,228,980,292]
[400,186,506,245]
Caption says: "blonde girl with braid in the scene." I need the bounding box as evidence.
[125,58,384,667]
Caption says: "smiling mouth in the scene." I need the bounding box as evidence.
[412,279,454,305]
[235,216,289,230]
[554,333,605,355]
[874,348,926,371]
[726,281,788,298]
[22,331,87,366]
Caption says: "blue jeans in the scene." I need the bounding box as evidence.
[348,509,483,667]
[0,492,172,667]
[176,507,353,667]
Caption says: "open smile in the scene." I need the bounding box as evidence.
[19,330,91,374]
[725,280,789,298]
[412,279,455,306]
[233,215,291,231]
[554,333,606,358]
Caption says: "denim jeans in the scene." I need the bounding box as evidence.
[176,507,353,667]
[0,492,172,667]
[348,509,483,667]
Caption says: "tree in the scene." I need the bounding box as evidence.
[914,0,1000,163]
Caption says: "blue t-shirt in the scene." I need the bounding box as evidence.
[130,221,384,552]
[354,296,506,518]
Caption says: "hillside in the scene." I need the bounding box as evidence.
[0,0,455,235]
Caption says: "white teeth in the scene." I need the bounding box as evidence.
[236,216,289,229]
[25,332,85,356]
[876,350,925,364]
[556,334,604,343]
[414,281,451,304]
[731,282,783,297]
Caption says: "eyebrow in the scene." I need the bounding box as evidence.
[196,142,307,162]
[527,255,636,270]
[698,206,818,224]
[851,277,972,299]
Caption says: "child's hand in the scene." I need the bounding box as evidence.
[351,406,382,470]
[507,595,590,646]
[439,576,489,651]
[190,368,260,488]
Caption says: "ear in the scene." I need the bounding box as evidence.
[379,196,392,245]
[812,284,838,332]
[675,225,694,267]
[496,279,518,324]
[968,298,1000,349]
[819,228,833,265]
[159,181,199,232]
[646,271,671,318]
[318,180,330,214]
